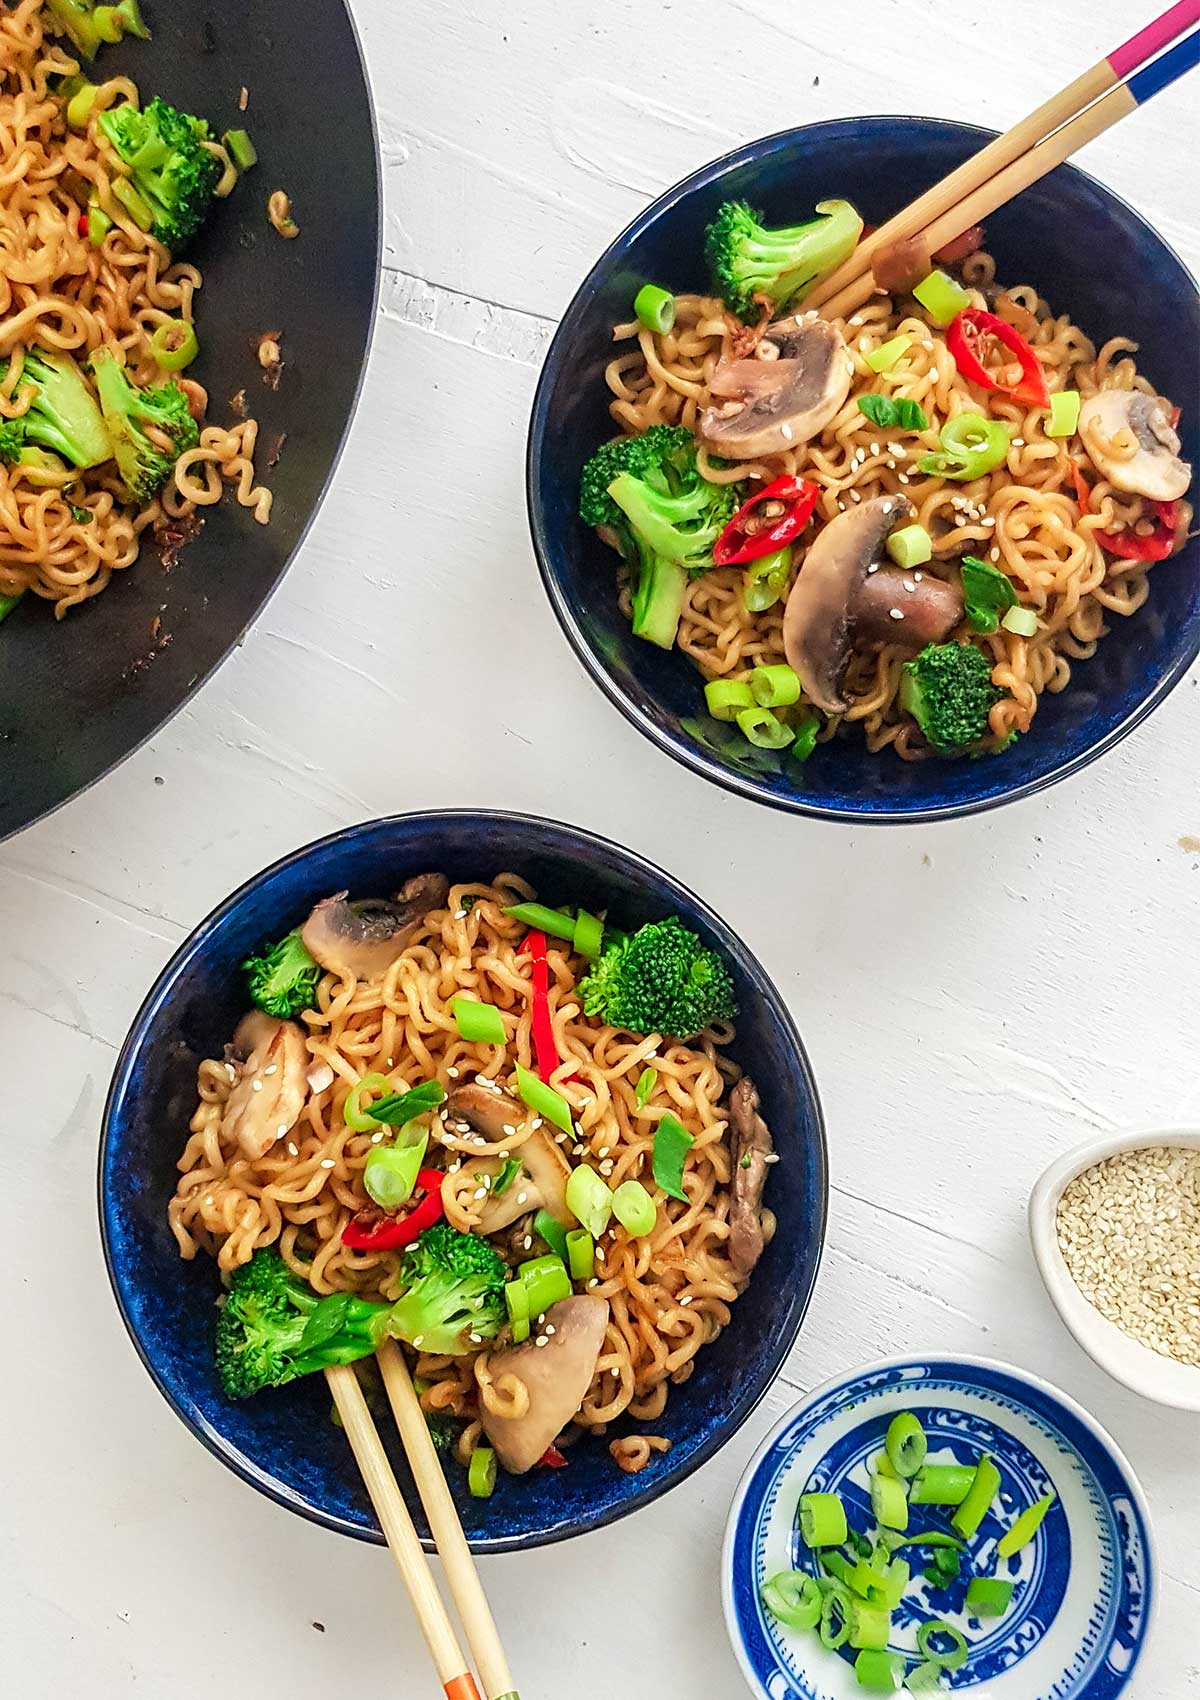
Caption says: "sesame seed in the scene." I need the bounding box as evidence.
[263,1065,278,1077]
[850,490,862,502]
[889,608,905,620]
[523,1236,533,1250]
[928,367,939,382]
[469,1333,482,1343]
[990,547,1001,561]
[372,1130,385,1144]
[287,1142,298,1156]
[414,1335,424,1348]
[473,1187,488,1201]
[913,571,924,582]
[869,442,880,455]
[902,578,916,592]
[780,421,794,441]
[898,472,911,484]
[502,1125,516,1136]
[1012,437,1024,447]
[252,1079,264,1093]
[517,1191,529,1205]
[535,1335,549,1348]
[545,1325,556,1336]
[532,1118,543,1130]
[276,1124,288,1138]
[447,1066,459,1079]
[588,1278,599,1289]
[680,1295,692,1306]
[320,1159,336,1169]
[598,1147,610,1158]
[866,562,879,573]
[449,1160,461,1173]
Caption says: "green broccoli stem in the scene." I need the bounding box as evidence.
[631,547,688,650]
[0,350,112,470]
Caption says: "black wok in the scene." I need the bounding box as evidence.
[0,0,380,840]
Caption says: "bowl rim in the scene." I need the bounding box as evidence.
[98,807,829,1551]
[1028,1125,1200,1412]
[526,114,1200,825]
[719,1349,1158,1700]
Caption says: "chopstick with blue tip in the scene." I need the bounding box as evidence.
[808,0,1200,315]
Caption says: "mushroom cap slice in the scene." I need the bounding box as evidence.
[852,565,964,651]
[783,493,915,713]
[728,1076,774,1280]
[699,317,852,459]
[300,872,449,982]
[1079,390,1191,503]
[477,1296,610,1474]
[222,1014,308,1159]
[446,1083,572,1232]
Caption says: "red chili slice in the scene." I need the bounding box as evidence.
[946,308,1050,409]
[538,1446,569,1469]
[1097,499,1180,562]
[523,929,561,1085]
[340,1169,446,1251]
[713,476,819,565]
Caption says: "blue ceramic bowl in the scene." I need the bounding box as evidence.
[528,118,1200,822]
[723,1355,1155,1700]
[100,811,827,1552]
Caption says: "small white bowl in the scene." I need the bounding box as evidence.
[1029,1126,1200,1412]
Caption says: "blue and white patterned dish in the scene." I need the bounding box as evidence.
[723,1356,1154,1699]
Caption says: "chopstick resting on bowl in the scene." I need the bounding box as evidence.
[325,1363,519,1700]
[808,1,1200,322]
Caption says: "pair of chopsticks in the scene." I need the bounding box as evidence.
[326,1343,519,1700]
[808,1,1200,322]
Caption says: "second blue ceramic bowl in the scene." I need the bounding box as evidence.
[100,811,827,1552]
[528,118,1200,822]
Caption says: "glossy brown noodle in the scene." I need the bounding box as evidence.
[170,878,751,1473]
[0,0,270,616]
[604,252,1189,757]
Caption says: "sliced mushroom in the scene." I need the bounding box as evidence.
[1078,391,1191,502]
[300,872,449,982]
[446,1083,572,1232]
[728,1078,774,1279]
[221,1013,308,1159]
[477,1296,610,1474]
[699,317,852,459]
[783,493,914,713]
[852,566,964,650]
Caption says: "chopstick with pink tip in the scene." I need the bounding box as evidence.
[806,0,1200,315]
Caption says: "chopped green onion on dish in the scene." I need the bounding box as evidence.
[912,268,972,327]
[468,1445,497,1499]
[634,1067,657,1108]
[996,1490,1055,1557]
[564,1163,614,1238]
[1046,389,1081,437]
[515,1062,573,1133]
[611,1178,656,1237]
[704,678,755,722]
[798,1490,848,1548]
[451,997,507,1046]
[634,283,676,334]
[652,1113,694,1202]
[865,334,911,374]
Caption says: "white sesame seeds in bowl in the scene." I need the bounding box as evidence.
[1029,1127,1200,1412]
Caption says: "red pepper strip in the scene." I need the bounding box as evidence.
[77,214,88,237]
[522,929,571,1085]
[340,1169,446,1251]
[713,476,820,565]
[538,1446,569,1469]
[1070,461,1092,513]
[1097,499,1180,561]
[946,308,1050,409]
[1169,405,1182,430]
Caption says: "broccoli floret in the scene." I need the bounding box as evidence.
[90,349,199,501]
[0,350,111,470]
[243,928,321,1019]
[98,95,220,252]
[215,1250,392,1400]
[46,0,148,61]
[387,1224,507,1358]
[703,198,864,319]
[579,917,737,1040]
[580,425,740,650]
[899,642,1006,755]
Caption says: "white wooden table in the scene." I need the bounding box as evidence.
[2,3,1197,1696]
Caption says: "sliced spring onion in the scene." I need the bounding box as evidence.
[903,1663,944,1694]
[893,1532,965,1551]
[749,663,802,709]
[1047,389,1081,438]
[533,1208,569,1264]
[821,1550,856,1587]
[853,1649,904,1692]
[951,1454,1000,1540]
[149,319,199,371]
[515,1063,573,1133]
[743,544,793,612]
[918,411,1009,481]
[798,1490,848,1549]
[86,203,112,247]
[909,1464,975,1506]
[851,1556,907,1611]
[917,1621,967,1672]
[704,678,755,722]
[371,1081,446,1125]
[874,1449,900,1480]
[343,1072,392,1131]
[760,1571,822,1631]
[966,1576,1015,1617]
[885,1412,928,1478]
[634,283,676,334]
[652,1113,694,1202]
[0,591,24,623]
[849,1600,892,1652]
[870,1472,909,1532]
[66,82,98,130]
[517,1253,572,1316]
[504,902,577,943]
[865,334,912,374]
[491,1156,522,1197]
[790,714,820,763]
[363,1126,429,1208]
[222,127,258,170]
[504,1278,531,1343]
[468,1446,497,1499]
[996,1490,1055,1558]
[819,1583,852,1650]
[573,908,603,960]
[1001,604,1038,636]
[736,704,794,749]
[451,997,507,1046]
[885,523,932,570]
[634,1067,657,1109]
[913,268,972,327]
[611,1178,656,1237]
[564,1163,614,1237]
[565,1228,595,1282]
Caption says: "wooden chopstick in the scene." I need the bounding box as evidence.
[817,21,1200,323]
[376,1339,520,1700]
[806,0,1200,313]
[325,1364,483,1700]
